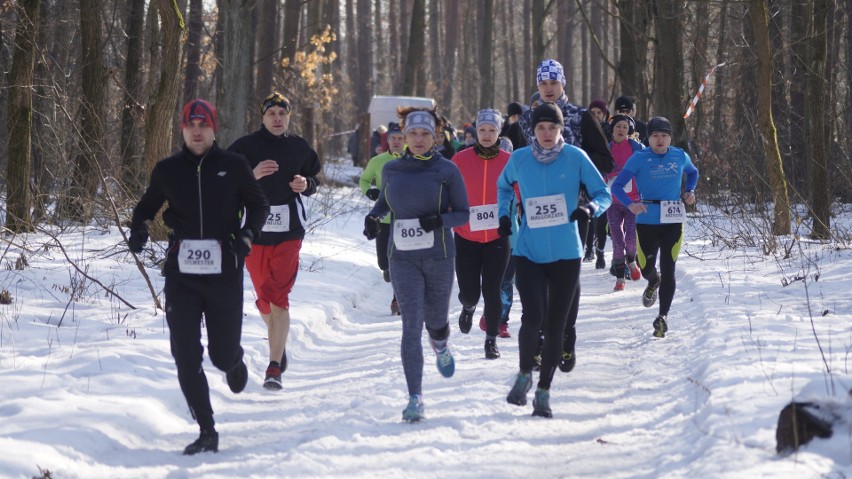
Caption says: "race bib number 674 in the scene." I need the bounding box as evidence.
[660,200,687,223]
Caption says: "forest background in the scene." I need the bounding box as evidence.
[0,0,847,245]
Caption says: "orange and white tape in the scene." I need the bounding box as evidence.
[684,62,726,119]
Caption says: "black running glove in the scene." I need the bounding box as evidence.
[365,188,381,201]
[232,228,254,259]
[127,229,148,253]
[418,214,443,232]
[569,202,596,223]
[364,215,380,240]
[497,216,512,237]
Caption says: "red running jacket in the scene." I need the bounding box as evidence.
[451,146,511,243]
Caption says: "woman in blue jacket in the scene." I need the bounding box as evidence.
[497,102,611,418]
[363,107,470,423]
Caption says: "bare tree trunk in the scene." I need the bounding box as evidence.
[505,2,519,103]
[590,0,602,97]
[345,0,357,95]
[389,0,399,90]
[184,0,203,105]
[441,0,460,115]
[5,0,40,233]
[429,0,441,91]
[790,1,807,194]
[217,0,253,147]
[749,0,791,236]
[356,0,373,109]
[143,0,184,173]
[120,0,146,194]
[806,0,831,239]
[711,2,727,161]
[65,0,108,222]
[374,0,385,92]
[255,0,279,102]
[652,0,688,151]
[532,0,545,65]
[282,0,301,64]
[560,1,575,101]
[402,0,426,96]
[768,0,790,188]
[478,0,494,108]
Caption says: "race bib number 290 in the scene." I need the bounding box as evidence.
[178,239,222,274]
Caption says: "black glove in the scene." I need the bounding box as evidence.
[363,215,380,240]
[366,188,381,201]
[497,216,512,238]
[418,214,443,232]
[569,203,596,223]
[127,229,148,253]
[232,228,254,259]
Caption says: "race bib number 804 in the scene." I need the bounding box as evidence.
[469,204,499,231]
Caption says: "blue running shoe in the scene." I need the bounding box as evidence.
[507,372,532,406]
[430,337,455,378]
[532,388,552,418]
[402,395,424,423]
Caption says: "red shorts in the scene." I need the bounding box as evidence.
[244,240,302,314]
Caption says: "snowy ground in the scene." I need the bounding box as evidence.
[1,162,851,478]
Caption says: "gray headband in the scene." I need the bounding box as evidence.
[403,111,437,136]
[476,108,504,131]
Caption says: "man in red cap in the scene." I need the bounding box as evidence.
[228,93,321,391]
[128,98,269,455]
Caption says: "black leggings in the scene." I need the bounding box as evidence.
[584,215,608,251]
[454,235,510,337]
[514,256,581,390]
[376,222,391,271]
[164,270,245,430]
[636,223,684,317]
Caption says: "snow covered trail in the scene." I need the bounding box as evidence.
[1,195,851,478]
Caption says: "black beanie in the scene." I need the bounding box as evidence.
[531,102,564,128]
[647,117,672,135]
[507,102,523,117]
[610,114,635,135]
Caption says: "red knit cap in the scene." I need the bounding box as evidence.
[181,99,219,132]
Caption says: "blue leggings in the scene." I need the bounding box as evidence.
[390,257,454,396]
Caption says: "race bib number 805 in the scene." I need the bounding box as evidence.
[393,218,434,251]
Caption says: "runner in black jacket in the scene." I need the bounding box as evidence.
[227,92,321,391]
[128,99,269,455]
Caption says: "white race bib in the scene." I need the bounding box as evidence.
[524,194,569,229]
[660,200,687,223]
[469,204,499,232]
[263,204,290,232]
[393,218,434,251]
[178,239,222,274]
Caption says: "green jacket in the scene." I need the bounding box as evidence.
[359,151,399,224]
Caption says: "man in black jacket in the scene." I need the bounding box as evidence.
[228,93,321,391]
[128,99,269,455]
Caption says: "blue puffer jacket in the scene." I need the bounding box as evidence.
[369,150,470,260]
[497,144,611,264]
